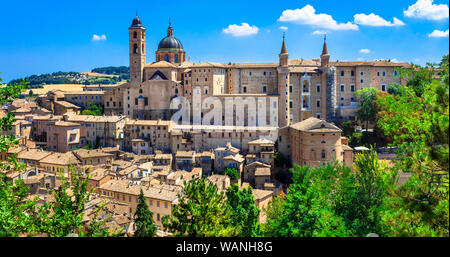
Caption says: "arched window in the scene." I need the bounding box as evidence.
[164,54,169,62]
[321,150,326,159]
[174,54,179,63]
[175,88,178,94]
[303,81,309,93]
[133,31,137,38]
[133,44,138,54]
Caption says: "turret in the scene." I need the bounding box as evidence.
[320,35,330,67]
[279,33,289,67]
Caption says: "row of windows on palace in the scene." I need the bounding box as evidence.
[339,70,397,77]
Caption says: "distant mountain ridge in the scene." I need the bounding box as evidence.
[8,66,130,88]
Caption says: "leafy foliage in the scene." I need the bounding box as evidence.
[376,58,449,237]
[355,87,378,130]
[162,178,237,237]
[225,184,262,237]
[81,103,104,116]
[224,168,239,181]
[265,149,395,237]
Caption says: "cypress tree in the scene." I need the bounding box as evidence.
[134,189,157,237]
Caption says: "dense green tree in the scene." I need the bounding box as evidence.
[262,195,285,236]
[376,56,449,237]
[162,178,237,236]
[31,168,118,237]
[387,82,403,96]
[134,189,157,237]
[355,87,378,130]
[0,175,37,236]
[0,76,32,236]
[81,103,104,116]
[341,120,354,138]
[274,152,286,168]
[265,149,395,237]
[225,184,262,237]
[224,168,239,180]
[265,163,352,237]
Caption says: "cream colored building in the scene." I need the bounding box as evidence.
[98,179,181,228]
[283,117,354,167]
[104,16,408,129]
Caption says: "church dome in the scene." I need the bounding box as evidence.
[131,16,142,27]
[158,36,184,50]
[157,22,184,51]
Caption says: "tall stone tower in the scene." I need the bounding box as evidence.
[277,33,290,127]
[320,35,330,67]
[129,15,146,86]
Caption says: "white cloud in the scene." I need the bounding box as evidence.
[404,0,449,20]
[354,13,405,27]
[312,30,327,35]
[359,49,371,54]
[92,34,107,41]
[391,58,400,63]
[278,4,358,31]
[222,23,259,37]
[279,26,288,31]
[428,29,449,37]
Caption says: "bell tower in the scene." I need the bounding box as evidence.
[277,33,291,127]
[320,35,330,67]
[129,14,146,86]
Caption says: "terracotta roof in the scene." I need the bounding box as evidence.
[64,91,104,95]
[40,152,80,166]
[223,154,245,163]
[99,179,181,202]
[145,61,177,68]
[330,60,410,67]
[74,149,113,159]
[248,138,275,145]
[18,149,52,161]
[175,151,195,158]
[253,189,273,200]
[193,62,226,68]
[67,115,125,123]
[53,121,80,127]
[290,117,341,133]
[54,101,81,109]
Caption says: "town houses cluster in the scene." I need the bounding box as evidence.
[0,15,409,236]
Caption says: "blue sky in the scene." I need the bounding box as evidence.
[0,0,448,82]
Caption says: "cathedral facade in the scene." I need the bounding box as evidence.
[105,15,409,129]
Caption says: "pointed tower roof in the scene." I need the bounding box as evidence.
[321,35,329,56]
[280,32,287,54]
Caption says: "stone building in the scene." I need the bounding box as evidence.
[282,117,354,167]
[66,115,126,148]
[107,15,408,129]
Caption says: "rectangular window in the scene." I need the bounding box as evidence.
[340,71,344,76]
[340,84,345,92]
[351,84,355,92]
[316,100,320,107]
[317,84,320,92]
[351,70,355,76]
